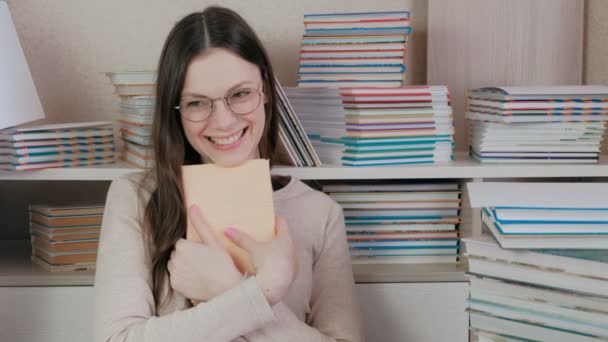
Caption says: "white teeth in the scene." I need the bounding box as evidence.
[210,129,243,145]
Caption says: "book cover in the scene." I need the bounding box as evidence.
[182,159,275,275]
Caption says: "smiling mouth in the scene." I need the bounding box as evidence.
[207,128,247,145]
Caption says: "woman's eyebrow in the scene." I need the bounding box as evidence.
[181,81,255,98]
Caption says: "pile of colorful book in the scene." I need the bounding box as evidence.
[0,121,115,171]
[106,71,155,168]
[323,181,461,264]
[464,182,608,341]
[285,85,454,166]
[297,11,411,88]
[466,85,608,164]
[29,204,103,271]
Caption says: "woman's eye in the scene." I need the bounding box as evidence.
[186,100,208,108]
[233,89,252,98]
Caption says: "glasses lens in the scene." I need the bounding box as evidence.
[181,97,212,121]
[227,88,261,115]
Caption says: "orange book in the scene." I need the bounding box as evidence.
[182,159,276,274]
[31,235,99,253]
[30,212,103,228]
[33,248,97,265]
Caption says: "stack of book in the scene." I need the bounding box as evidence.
[106,71,156,168]
[323,181,461,264]
[464,182,608,341]
[466,85,608,164]
[297,11,411,88]
[0,122,115,171]
[275,79,321,166]
[29,204,103,271]
[284,85,454,166]
[282,87,345,164]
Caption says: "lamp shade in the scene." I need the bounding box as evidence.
[0,1,44,130]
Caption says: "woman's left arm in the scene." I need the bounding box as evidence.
[241,203,365,342]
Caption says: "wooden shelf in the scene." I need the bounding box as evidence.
[1,153,608,181]
[0,240,465,286]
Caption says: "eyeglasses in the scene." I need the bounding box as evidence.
[175,82,263,122]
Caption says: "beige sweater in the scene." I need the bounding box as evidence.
[94,174,364,342]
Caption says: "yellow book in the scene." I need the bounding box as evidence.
[182,159,275,275]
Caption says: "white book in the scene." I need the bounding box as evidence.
[300,51,405,58]
[470,291,608,329]
[323,183,459,192]
[470,311,606,342]
[299,58,405,66]
[340,201,460,210]
[469,98,608,110]
[344,209,459,217]
[482,215,608,248]
[464,234,608,279]
[348,232,458,240]
[469,275,608,314]
[346,223,456,232]
[351,255,457,264]
[106,71,156,85]
[351,240,458,248]
[301,43,407,51]
[470,312,606,342]
[467,111,608,123]
[467,256,608,297]
[493,207,608,223]
[331,191,460,202]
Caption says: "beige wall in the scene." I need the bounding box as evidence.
[5,0,607,151]
[585,0,608,85]
[5,0,426,124]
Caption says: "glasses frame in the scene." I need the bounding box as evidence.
[175,82,264,122]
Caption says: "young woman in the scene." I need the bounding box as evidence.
[94,6,364,342]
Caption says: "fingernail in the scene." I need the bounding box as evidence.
[224,227,237,238]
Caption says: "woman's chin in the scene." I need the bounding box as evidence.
[203,150,256,167]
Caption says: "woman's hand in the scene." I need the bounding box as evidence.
[224,215,297,306]
[168,206,242,303]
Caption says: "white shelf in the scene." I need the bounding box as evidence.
[0,240,94,287]
[0,240,465,286]
[2,153,608,181]
[0,162,138,181]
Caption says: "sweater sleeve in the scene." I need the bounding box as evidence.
[93,176,277,342]
[241,202,365,342]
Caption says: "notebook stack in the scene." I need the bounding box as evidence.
[339,86,454,166]
[282,87,345,164]
[29,204,103,272]
[0,122,115,171]
[284,86,454,166]
[464,182,608,341]
[323,181,461,264]
[297,11,411,88]
[274,79,321,166]
[466,85,608,164]
[106,71,156,168]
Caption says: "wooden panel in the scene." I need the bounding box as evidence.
[427,0,584,151]
[357,282,469,342]
[0,286,94,342]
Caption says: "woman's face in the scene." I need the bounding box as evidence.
[179,48,266,167]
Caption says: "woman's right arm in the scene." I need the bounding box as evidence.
[94,176,278,342]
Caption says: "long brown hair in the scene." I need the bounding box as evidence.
[143,6,282,309]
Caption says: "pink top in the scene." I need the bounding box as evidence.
[94,173,364,341]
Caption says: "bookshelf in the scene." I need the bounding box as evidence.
[2,152,608,181]
[1,153,606,286]
[3,155,606,342]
